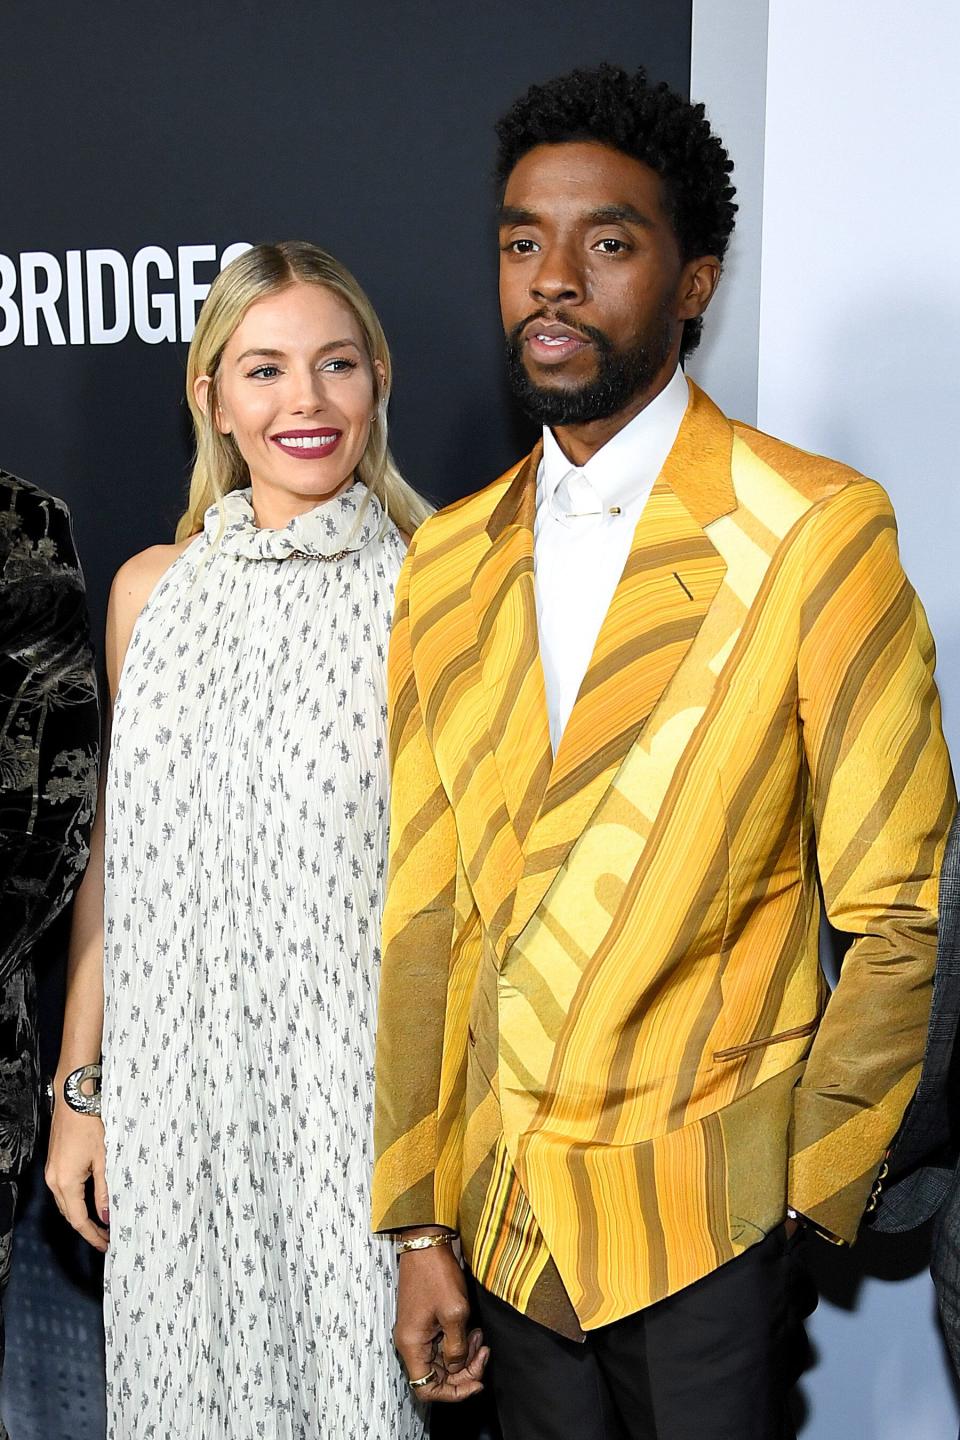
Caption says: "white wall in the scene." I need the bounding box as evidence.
[693,2,960,1435]
[759,0,960,757]
[688,0,768,424]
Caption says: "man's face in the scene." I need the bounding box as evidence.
[498,141,688,428]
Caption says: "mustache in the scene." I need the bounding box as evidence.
[507,310,613,350]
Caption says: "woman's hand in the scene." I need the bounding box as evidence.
[45,1096,109,1253]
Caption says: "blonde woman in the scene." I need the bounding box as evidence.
[45,243,434,1439]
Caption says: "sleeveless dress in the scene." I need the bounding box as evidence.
[102,482,424,1440]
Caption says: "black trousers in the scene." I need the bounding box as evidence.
[474,1228,811,1440]
[0,1179,16,1440]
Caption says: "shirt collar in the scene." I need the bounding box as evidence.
[540,365,689,518]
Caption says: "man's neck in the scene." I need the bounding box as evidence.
[550,358,681,469]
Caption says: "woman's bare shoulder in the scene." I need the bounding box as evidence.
[106,537,197,696]
[112,537,194,607]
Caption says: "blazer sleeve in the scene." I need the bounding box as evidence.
[0,493,99,986]
[372,541,460,1231]
[788,479,956,1241]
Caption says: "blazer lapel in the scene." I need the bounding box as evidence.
[470,445,553,853]
[509,381,737,946]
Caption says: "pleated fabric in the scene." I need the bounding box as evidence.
[103,483,424,1439]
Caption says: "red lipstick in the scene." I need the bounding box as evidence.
[269,428,343,459]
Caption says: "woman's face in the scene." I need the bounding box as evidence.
[201,281,383,515]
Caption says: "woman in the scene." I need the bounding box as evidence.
[45,242,434,1438]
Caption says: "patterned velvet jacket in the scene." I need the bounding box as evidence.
[373,381,955,1338]
[0,471,99,1177]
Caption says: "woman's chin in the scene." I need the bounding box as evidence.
[253,468,356,503]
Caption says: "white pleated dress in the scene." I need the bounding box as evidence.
[102,482,424,1440]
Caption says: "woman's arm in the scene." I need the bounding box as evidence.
[45,540,192,1251]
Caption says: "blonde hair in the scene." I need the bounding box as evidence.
[177,241,432,541]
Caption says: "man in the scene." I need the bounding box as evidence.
[925,810,960,1371]
[372,65,955,1438]
[0,470,98,1415]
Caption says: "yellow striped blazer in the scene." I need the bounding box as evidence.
[372,380,954,1337]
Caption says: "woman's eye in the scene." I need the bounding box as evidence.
[322,358,358,373]
[248,364,280,379]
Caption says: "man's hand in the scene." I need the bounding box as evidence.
[394,1239,490,1402]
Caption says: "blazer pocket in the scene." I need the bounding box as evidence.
[713,1016,819,1063]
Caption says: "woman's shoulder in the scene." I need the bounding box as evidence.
[113,536,196,600]
[106,537,197,696]
[112,538,195,608]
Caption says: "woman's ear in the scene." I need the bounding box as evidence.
[194,374,230,434]
[373,359,387,411]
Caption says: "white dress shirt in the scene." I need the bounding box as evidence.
[533,365,689,753]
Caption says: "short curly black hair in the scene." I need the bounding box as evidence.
[495,64,737,359]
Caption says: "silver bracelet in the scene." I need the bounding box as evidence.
[57,1063,103,1116]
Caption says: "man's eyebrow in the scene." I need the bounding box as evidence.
[498,204,539,226]
[587,204,655,229]
[234,339,360,364]
[497,202,655,229]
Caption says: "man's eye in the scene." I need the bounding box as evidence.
[506,238,539,254]
[595,238,629,254]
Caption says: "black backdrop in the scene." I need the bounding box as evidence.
[4,0,691,646]
[1,5,692,1437]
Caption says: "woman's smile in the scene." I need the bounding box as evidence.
[269,426,343,459]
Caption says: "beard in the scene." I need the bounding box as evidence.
[504,308,675,427]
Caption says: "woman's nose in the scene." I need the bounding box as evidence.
[290,370,326,415]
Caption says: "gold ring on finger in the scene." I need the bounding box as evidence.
[408,1369,437,1391]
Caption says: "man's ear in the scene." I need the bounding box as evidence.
[677,255,722,321]
[194,374,230,434]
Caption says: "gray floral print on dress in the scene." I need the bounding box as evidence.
[102,482,425,1440]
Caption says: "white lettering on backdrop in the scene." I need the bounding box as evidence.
[0,242,252,346]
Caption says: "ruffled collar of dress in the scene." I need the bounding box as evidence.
[206,481,382,561]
